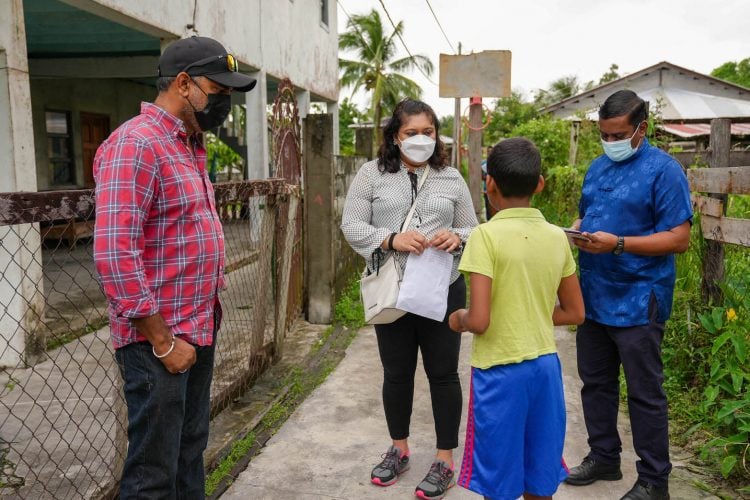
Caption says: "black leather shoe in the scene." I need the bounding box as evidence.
[620,479,670,500]
[564,456,623,485]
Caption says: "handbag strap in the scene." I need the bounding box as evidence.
[368,165,431,275]
[399,165,430,232]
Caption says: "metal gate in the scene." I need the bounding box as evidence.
[271,78,304,334]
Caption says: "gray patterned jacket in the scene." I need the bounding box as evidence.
[341,159,478,283]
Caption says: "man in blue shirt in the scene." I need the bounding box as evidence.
[564,90,693,500]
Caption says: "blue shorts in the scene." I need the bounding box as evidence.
[458,354,568,500]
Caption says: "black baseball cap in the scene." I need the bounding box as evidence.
[158,36,257,92]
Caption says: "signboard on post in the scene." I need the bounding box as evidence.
[439,50,512,98]
[439,50,512,220]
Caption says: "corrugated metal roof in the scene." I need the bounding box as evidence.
[545,62,750,122]
[641,88,750,120]
[660,123,750,138]
[543,61,750,116]
[569,88,750,122]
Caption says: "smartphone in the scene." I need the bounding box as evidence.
[562,228,591,242]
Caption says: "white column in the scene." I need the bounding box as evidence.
[295,89,311,188]
[329,100,340,155]
[246,70,269,180]
[295,89,310,120]
[0,0,43,367]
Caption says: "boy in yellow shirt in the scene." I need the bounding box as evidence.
[449,137,584,500]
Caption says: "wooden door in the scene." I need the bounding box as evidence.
[81,113,110,188]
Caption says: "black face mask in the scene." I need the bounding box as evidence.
[187,79,232,131]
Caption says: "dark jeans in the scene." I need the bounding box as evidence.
[374,275,465,450]
[576,301,671,486]
[115,338,216,499]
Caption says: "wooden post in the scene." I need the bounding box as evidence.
[451,43,462,170]
[468,97,483,219]
[452,96,461,168]
[701,118,730,304]
[303,114,335,324]
[568,119,580,166]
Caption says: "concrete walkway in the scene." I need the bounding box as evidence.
[222,325,718,500]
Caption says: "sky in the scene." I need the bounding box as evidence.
[336,0,750,118]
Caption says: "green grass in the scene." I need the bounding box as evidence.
[204,432,256,494]
[45,317,109,351]
[333,278,365,329]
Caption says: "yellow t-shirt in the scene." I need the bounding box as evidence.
[459,207,576,369]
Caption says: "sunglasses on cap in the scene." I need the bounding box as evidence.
[181,53,239,74]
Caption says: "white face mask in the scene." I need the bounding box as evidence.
[397,134,436,164]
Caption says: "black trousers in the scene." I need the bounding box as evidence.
[576,301,672,486]
[374,275,465,450]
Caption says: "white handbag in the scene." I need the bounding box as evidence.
[360,166,430,325]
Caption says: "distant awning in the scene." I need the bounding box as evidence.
[659,123,750,138]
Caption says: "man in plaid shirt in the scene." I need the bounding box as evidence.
[93,36,256,498]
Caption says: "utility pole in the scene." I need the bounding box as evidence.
[451,43,461,170]
[468,96,483,219]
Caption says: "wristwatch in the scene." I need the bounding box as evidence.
[612,236,625,256]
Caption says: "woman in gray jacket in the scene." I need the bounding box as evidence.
[341,99,477,499]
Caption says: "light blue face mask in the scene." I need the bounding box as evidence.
[601,122,644,162]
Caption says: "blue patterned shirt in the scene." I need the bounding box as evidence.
[578,139,693,326]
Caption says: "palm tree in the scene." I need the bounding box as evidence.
[534,75,583,108]
[339,9,433,157]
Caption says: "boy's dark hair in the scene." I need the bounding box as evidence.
[599,89,648,127]
[378,98,448,173]
[486,137,541,198]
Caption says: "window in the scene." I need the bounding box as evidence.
[320,0,329,27]
[45,110,75,186]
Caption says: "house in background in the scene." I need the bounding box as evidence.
[0,0,339,367]
[542,61,750,151]
[2,0,339,195]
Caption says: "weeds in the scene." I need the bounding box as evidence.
[203,432,256,495]
[45,317,109,352]
[333,278,365,329]
[657,217,750,489]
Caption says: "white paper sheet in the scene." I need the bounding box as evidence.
[396,247,453,321]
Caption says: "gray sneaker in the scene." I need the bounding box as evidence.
[371,445,410,486]
[415,459,455,499]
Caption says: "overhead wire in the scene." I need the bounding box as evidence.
[424,0,456,54]
[376,0,439,86]
[337,0,353,22]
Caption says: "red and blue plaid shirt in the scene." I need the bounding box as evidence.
[93,102,225,349]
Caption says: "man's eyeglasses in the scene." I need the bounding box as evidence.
[182,54,238,74]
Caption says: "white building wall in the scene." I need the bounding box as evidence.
[0,0,44,367]
[72,0,339,101]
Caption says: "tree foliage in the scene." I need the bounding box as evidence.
[338,98,366,156]
[439,114,454,139]
[205,132,243,182]
[338,9,432,156]
[484,92,539,145]
[599,63,621,85]
[711,57,750,89]
[533,75,584,108]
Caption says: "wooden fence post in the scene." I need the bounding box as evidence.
[701,118,730,304]
[304,114,335,324]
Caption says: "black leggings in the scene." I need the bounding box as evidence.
[374,276,465,450]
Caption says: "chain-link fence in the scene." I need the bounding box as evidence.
[0,179,300,499]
